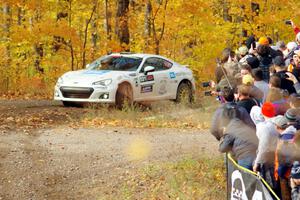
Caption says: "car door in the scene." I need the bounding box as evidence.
[135,57,173,101]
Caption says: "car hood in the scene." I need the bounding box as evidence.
[61,70,134,85]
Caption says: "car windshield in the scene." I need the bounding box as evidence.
[87,55,143,71]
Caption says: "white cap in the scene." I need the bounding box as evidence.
[287,41,298,51]
[295,50,300,57]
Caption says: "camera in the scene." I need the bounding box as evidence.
[285,20,292,25]
[204,91,212,96]
[202,81,211,87]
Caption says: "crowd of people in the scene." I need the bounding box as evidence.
[209,20,300,199]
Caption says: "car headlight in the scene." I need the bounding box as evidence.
[57,77,64,85]
[92,79,112,86]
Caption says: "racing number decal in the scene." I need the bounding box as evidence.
[140,75,154,83]
[141,85,153,93]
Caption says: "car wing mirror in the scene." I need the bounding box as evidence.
[144,66,155,75]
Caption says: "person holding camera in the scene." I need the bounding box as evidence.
[272,56,296,95]
[215,48,240,84]
[288,50,300,80]
[210,87,255,141]
[218,107,258,170]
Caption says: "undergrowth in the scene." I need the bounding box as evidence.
[115,156,226,200]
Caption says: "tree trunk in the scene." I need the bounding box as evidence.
[144,0,152,50]
[91,0,98,60]
[34,43,44,73]
[82,4,97,68]
[104,0,112,41]
[152,0,168,55]
[3,4,12,92]
[3,4,11,59]
[222,0,231,22]
[115,0,130,49]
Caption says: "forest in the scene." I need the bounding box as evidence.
[1,0,300,98]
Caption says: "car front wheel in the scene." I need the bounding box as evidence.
[115,83,133,109]
[175,83,193,104]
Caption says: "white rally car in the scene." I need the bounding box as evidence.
[54,53,195,107]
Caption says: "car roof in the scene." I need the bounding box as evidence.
[109,53,181,65]
[109,52,183,66]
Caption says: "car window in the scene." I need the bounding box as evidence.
[88,56,143,71]
[141,57,173,72]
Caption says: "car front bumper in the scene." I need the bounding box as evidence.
[54,84,117,103]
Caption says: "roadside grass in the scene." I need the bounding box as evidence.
[115,156,225,200]
[79,95,219,129]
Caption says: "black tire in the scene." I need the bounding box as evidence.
[115,83,133,109]
[175,83,194,104]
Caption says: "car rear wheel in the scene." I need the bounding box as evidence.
[115,83,133,109]
[175,82,193,104]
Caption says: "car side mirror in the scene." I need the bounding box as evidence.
[144,66,155,75]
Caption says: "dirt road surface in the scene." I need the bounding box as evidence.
[0,100,219,200]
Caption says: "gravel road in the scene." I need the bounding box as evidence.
[0,100,219,200]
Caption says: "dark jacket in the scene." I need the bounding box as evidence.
[210,102,255,141]
[258,55,272,82]
[237,98,259,114]
[274,71,296,94]
[219,118,258,160]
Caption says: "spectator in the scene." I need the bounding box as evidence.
[286,72,300,94]
[251,103,279,193]
[289,94,300,108]
[291,161,300,200]
[273,115,297,199]
[273,56,296,94]
[237,46,252,64]
[210,87,255,141]
[242,74,264,102]
[269,75,282,89]
[288,50,300,80]
[246,56,260,69]
[296,33,300,47]
[257,44,272,82]
[276,41,287,55]
[290,131,300,200]
[253,68,269,102]
[266,87,290,116]
[240,64,252,77]
[285,108,300,130]
[236,85,259,113]
[258,37,270,46]
[291,20,300,36]
[215,48,240,84]
[219,116,258,170]
[285,42,298,66]
[245,35,256,50]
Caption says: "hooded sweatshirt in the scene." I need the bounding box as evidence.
[250,106,278,165]
[219,118,258,160]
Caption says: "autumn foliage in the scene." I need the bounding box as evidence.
[1,0,300,98]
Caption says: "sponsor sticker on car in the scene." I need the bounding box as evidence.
[169,72,176,79]
[140,75,154,83]
[141,85,153,93]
